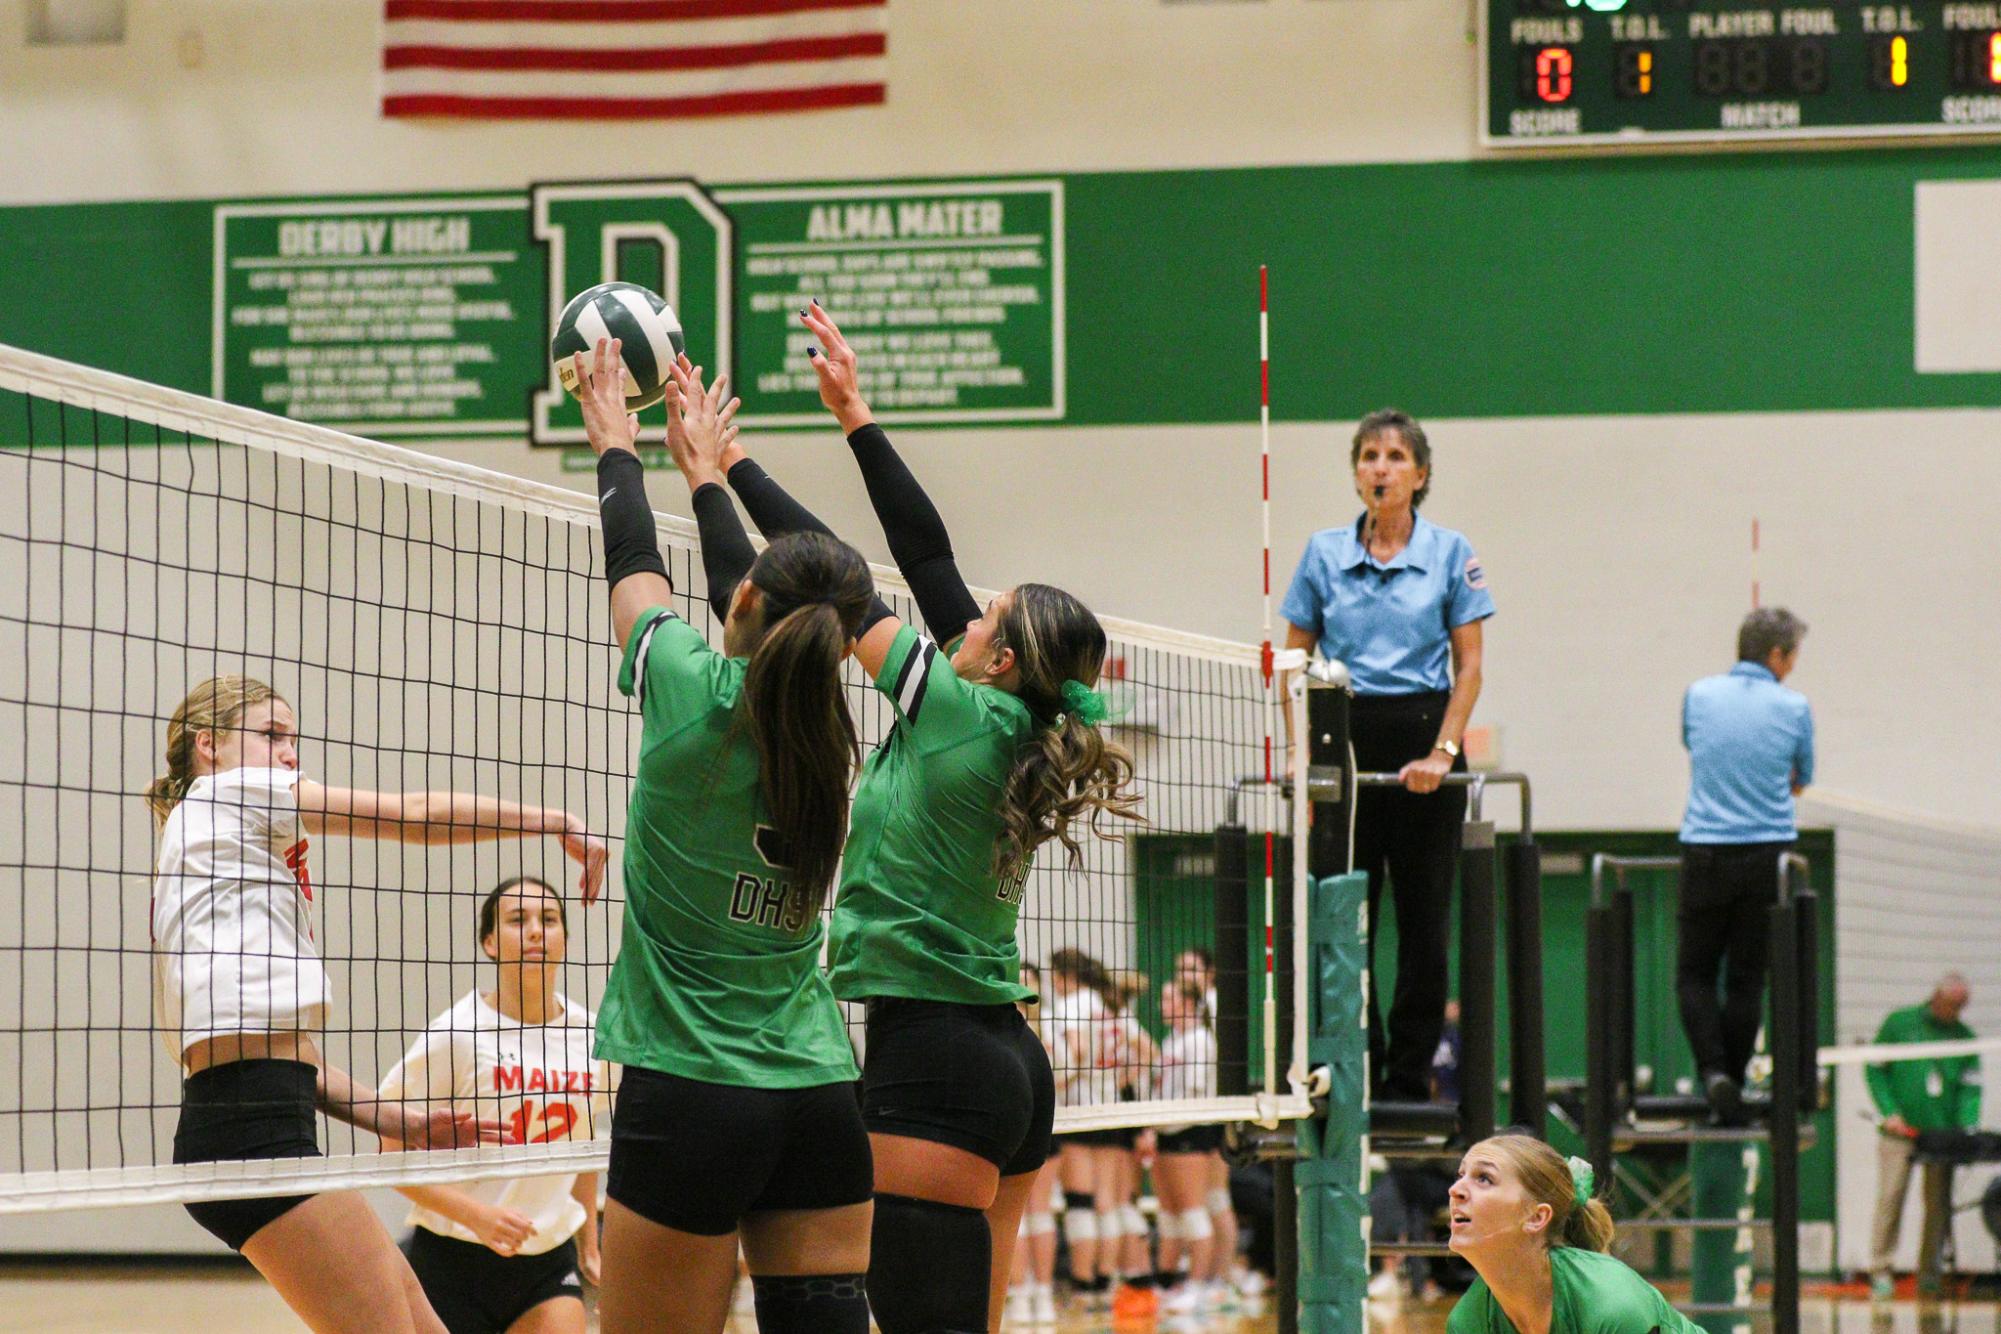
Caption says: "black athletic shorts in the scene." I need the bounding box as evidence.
[1157,1125,1225,1154]
[1058,1127,1138,1149]
[606,1065,872,1236]
[861,996,1054,1177]
[172,1059,320,1251]
[405,1228,583,1334]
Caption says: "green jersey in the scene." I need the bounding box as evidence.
[595,607,857,1088]
[1865,1002,1980,1131]
[1449,1247,1703,1334]
[829,625,1039,1006]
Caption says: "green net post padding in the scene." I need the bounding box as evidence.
[1690,1140,1760,1334]
[1298,870,1369,1333]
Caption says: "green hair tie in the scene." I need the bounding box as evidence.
[1566,1155,1595,1208]
[1060,679,1110,727]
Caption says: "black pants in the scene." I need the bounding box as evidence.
[1353,692,1466,1101]
[1677,840,1789,1082]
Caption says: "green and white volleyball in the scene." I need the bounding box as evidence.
[551,282,685,411]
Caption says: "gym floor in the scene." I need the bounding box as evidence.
[2,1264,1997,1334]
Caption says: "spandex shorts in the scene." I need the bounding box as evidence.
[1058,1127,1139,1149]
[862,997,1054,1177]
[172,1058,321,1251]
[405,1228,583,1334]
[606,1065,872,1236]
[1157,1125,1225,1154]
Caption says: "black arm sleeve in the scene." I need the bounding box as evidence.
[846,423,983,641]
[691,483,757,622]
[596,450,670,589]
[727,456,894,636]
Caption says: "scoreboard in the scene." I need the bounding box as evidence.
[1483,0,2001,145]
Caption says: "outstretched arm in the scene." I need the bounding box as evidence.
[293,782,606,902]
[573,337,674,648]
[657,356,758,620]
[310,1044,504,1147]
[801,302,983,643]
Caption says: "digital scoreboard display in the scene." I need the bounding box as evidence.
[1483,0,2001,145]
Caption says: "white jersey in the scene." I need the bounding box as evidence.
[379,990,611,1255]
[1158,1024,1218,1103]
[1045,987,1109,1108]
[152,766,327,1056]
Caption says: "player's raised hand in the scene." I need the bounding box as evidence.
[664,358,739,489]
[573,337,640,459]
[800,300,872,434]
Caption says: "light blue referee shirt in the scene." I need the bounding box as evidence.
[1680,661,1815,844]
[1280,514,1494,696]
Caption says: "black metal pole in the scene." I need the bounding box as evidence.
[1503,837,1546,1137]
[1584,902,1614,1186]
[1794,885,1821,1100]
[1611,886,1636,1109]
[1275,1157,1300,1334]
[1769,896,1802,1334]
[1458,821,1498,1146]
[1214,823,1251,1098]
[1306,684,1353,874]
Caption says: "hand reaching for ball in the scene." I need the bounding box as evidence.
[799,301,873,435]
[572,338,640,459]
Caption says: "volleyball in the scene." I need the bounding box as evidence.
[551,281,684,411]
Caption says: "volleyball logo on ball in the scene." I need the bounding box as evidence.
[551,282,685,411]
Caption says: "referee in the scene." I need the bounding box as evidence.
[1677,606,1814,1124]
[1281,408,1494,1102]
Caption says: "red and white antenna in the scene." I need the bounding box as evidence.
[1259,265,1278,1096]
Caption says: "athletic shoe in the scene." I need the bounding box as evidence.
[1111,1281,1160,1322]
[1235,1267,1270,1299]
[1004,1286,1033,1327]
[1368,1267,1407,1301]
[1869,1273,1895,1302]
[1032,1284,1059,1325]
[1161,1281,1205,1316]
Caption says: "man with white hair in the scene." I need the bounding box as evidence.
[1867,972,1979,1300]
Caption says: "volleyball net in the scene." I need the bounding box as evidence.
[0,343,1311,1214]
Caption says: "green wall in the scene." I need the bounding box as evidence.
[5,148,2001,427]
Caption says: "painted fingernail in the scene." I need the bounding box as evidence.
[807,346,820,358]
[811,298,821,307]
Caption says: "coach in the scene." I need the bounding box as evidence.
[1281,408,1493,1102]
[1677,607,1815,1123]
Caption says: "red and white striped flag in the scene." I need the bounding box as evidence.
[382,0,887,120]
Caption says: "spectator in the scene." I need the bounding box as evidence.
[1867,973,1979,1301]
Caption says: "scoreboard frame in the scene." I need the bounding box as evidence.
[1480,0,2001,148]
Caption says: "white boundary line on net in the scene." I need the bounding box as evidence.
[0,341,1258,670]
[1817,1036,2001,1067]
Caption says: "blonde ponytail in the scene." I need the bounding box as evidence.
[145,675,283,826]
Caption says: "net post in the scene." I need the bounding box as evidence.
[1503,836,1546,1136]
[1769,890,1803,1334]
[1294,663,1364,1334]
[1611,883,1638,1113]
[1584,895,1615,1186]
[1457,820,1499,1146]
[1784,853,1820,1097]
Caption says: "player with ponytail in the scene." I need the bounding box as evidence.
[1447,1133,1701,1332]
[701,301,1142,1334]
[574,338,878,1334]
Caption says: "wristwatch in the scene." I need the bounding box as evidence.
[1433,739,1460,759]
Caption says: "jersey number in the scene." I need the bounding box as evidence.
[507,1098,579,1145]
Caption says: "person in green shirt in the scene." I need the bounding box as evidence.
[573,338,879,1334]
[1448,1133,1703,1334]
[707,301,1143,1334]
[1867,972,1979,1300]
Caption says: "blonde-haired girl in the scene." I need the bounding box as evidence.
[149,674,605,1334]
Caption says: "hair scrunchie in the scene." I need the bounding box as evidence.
[1565,1155,1595,1208]
[1060,679,1111,727]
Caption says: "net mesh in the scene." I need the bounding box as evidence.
[0,345,1305,1214]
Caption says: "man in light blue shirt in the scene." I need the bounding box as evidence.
[1677,607,1815,1122]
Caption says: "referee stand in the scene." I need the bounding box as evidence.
[1273,660,1545,1333]
[1583,851,1819,1334]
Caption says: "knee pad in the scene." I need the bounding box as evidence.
[1025,1211,1056,1238]
[1095,1209,1122,1242]
[1178,1207,1215,1241]
[1207,1187,1234,1216]
[752,1273,869,1334]
[1157,1212,1182,1242]
[1121,1204,1148,1238]
[868,1194,991,1334]
[1064,1203,1099,1241]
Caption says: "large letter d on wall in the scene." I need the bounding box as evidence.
[531,180,732,446]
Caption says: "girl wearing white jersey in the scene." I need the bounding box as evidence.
[1045,949,1115,1299]
[380,876,612,1334]
[147,676,606,1334]
[1154,978,1224,1313]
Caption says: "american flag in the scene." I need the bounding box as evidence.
[382,0,888,120]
